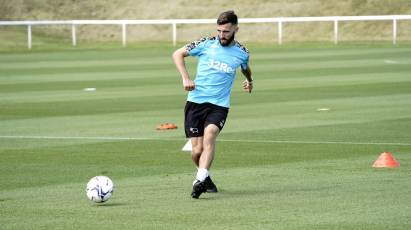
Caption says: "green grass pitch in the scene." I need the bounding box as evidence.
[1,44,411,229]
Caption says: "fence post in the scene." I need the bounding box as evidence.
[27,24,32,49]
[72,24,77,47]
[392,18,397,45]
[122,23,127,47]
[334,20,339,44]
[172,23,177,46]
[278,21,282,45]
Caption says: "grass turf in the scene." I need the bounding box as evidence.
[1,44,411,229]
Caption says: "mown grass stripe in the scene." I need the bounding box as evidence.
[1,135,410,146]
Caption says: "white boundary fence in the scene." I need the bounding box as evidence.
[1,15,411,49]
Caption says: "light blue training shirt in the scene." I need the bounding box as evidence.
[185,36,249,108]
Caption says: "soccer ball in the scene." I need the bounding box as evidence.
[86,176,114,203]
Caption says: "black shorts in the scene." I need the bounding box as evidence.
[184,101,229,138]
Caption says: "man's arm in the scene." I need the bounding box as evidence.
[172,47,195,91]
[241,66,253,93]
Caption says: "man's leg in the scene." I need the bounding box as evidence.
[190,124,219,173]
[191,124,220,198]
[199,124,220,170]
[190,137,203,168]
[201,124,219,193]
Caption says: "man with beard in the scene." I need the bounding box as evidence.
[172,10,253,199]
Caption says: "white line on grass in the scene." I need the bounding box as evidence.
[220,139,411,146]
[1,135,411,146]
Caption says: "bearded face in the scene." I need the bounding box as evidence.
[217,23,238,46]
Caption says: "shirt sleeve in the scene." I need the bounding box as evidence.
[240,55,249,71]
[236,42,249,71]
[185,37,209,57]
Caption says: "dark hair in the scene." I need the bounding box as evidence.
[217,11,238,25]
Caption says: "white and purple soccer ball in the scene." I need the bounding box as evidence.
[86,176,114,203]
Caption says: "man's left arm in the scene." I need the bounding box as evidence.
[241,66,253,93]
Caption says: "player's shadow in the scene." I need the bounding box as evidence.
[203,184,338,200]
[200,188,275,200]
[94,202,128,207]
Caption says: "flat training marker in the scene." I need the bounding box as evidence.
[182,139,192,152]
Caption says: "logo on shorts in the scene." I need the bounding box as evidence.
[219,120,225,128]
[190,127,199,133]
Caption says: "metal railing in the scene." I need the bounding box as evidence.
[1,15,410,49]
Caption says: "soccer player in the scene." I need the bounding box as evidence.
[172,10,253,199]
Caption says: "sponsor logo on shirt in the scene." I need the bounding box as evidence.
[207,59,234,73]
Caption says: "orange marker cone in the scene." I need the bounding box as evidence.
[156,123,178,130]
[372,152,400,168]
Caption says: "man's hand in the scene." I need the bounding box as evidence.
[183,78,195,91]
[243,80,253,93]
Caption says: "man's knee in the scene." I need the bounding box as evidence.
[191,138,203,156]
[204,124,220,145]
[192,145,203,157]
